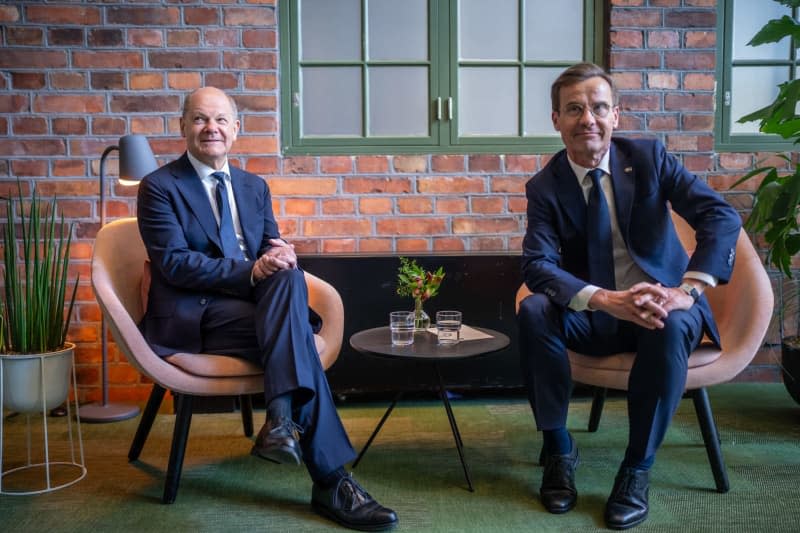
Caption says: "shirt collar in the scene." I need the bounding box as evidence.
[567,150,611,186]
[186,151,231,182]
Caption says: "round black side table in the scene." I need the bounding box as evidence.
[349,326,510,492]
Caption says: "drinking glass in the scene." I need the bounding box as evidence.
[390,311,415,346]
[436,310,462,345]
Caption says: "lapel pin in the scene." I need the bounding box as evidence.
[624,167,632,173]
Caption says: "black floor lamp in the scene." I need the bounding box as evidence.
[80,135,158,423]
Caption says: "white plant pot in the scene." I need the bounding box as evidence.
[0,343,74,413]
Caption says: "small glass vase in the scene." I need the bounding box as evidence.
[413,299,430,332]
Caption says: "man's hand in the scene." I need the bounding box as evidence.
[251,239,298,281]
[589,281,697,330]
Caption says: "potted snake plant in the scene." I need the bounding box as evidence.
[733,0,800,404]
[1,180,79,413]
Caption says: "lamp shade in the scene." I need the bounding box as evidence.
[117,134,158,185]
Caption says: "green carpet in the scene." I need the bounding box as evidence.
[2,383,799,532]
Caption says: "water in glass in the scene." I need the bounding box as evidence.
[390,311,415,346]
[436,310,462,345]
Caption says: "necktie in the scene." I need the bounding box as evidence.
[211,172,245,260]
[586,168,616,334]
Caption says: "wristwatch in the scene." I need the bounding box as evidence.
[679,282,700,303]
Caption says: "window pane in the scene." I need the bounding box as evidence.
[369,67,429,136]
[300,0,361,61]
[459,67,519,136]
[730,66,787,134]
[459,0,518,60]
[524,67,562,136]
[524,0,583,61]
[731,0,789,61]
[368,0,428,61]
[301,67,362,136]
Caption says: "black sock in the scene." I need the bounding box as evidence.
[621,452,654,471]
[543,427,572,455]
[266,392,292,422]
[317,467,347,488]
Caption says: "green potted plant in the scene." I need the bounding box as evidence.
[396,257,445,331]
[1,181,79,413]
[733,0,800,403]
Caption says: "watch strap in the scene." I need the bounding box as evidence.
[679,282,700,302]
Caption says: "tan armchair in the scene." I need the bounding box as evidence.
[515,213,773,493]
[91,217,344,503]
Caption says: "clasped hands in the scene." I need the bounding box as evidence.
[251,238,298,281]
[589,281,698,330]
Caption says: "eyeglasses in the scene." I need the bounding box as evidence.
[560,102,613,119]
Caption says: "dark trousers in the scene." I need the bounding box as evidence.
[201,268,356,481]
[517,293,704,465]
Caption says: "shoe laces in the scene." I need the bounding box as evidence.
[611,469,646,500]
[542,455,576,489]
[269,417,304,436]
[337,474,373,511]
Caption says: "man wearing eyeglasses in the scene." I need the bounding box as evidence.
[517,63,740,529]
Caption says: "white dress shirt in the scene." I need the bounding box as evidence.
[186,151,248,258]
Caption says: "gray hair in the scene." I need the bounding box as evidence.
[181,87,238,119]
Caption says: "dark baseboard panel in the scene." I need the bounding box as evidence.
[300,254,524,396]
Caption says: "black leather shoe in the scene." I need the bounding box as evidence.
[312,473,398,531]
[250,417,302,465]
[605,467,649,530]
[540,437,579,514]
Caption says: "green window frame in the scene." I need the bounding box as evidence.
[279,0,604,155]
[716,0,798,151]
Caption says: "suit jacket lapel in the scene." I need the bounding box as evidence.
[229,167,258,258]
[171,153,223,251]
[553,154,587,235]
[609,142,635,241]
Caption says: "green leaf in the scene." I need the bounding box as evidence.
[739,79,800,139]
[730,165,783,189]
[785,233,800,256]
[738,102,777,124]
[747,15,800,46]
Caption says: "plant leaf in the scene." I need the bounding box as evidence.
[747,15,800,46]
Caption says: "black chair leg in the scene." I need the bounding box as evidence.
[691,388,729,493]
[129,384,167,462]
[163,392,194,504]
[588,387,607,432]
[240,394,254,437]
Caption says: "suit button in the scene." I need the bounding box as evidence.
[199,298,208,305]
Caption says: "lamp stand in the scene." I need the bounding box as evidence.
[80,144,141,423]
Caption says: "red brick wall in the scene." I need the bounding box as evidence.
[0,0,783,404]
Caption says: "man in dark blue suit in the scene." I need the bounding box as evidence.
[137,87,397,531]
[518,63,740,529]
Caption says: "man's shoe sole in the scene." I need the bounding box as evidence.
[544,501,576,514]
[250,444,301,465]
[606,512,648,530]
[311,501,398,532]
